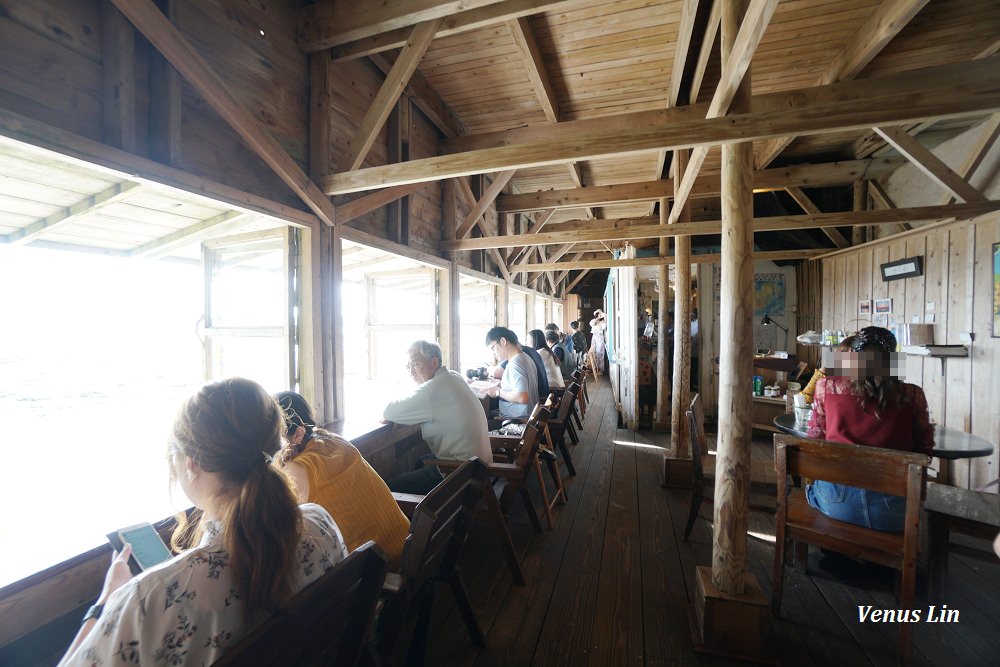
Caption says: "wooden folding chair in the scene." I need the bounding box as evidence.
[377,458,489,667]
[213,542,388,667]
[683,393,708,541]
[772,434,929,665]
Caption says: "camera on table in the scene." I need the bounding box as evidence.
[466,367,489,381]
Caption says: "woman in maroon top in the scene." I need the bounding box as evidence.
[806,327,933,531]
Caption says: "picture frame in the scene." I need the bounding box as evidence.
[874,298,893,315]
[992,242,999,337]
[858,299,872,316]
[880,256,924,282]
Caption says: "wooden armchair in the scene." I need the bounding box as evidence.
[771,434,929,665]
[377,458,489,667]
[545,382,581,476]
[212,541,388,667]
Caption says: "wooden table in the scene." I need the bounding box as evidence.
[772,413,995,460]
[751,395,787,433]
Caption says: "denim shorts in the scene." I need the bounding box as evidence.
[805,480,906,532]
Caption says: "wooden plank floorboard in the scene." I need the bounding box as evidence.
[525,387,619,666]
[586,427,644,666]
[478,380,619,667]
[633,428,701,665]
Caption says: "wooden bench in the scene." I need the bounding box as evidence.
[924,481,1000,595]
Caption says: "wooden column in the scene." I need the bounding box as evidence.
[443,179,462,369]
[656,197,671,432]
[670,149,692,456]
[307,49,342,423]
[149,0,181,165]
[102,0,136,151]
[696,0,769,659]
[853,178,868,245]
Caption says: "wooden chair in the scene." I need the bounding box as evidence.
[213,541,388,667]
[771,434,929,665]
[377,458,489,667]
[683,393,708,541]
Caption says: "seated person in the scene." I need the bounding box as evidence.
[800,335,855,404]
[489,331,550,400]
[806,327,933,532]
[59,378,347,666]
[485,327,539,420]
[275,391,410,565]
[529,328,564,388]
[382,340,493,495]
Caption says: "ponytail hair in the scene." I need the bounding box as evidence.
[170,378,302,618]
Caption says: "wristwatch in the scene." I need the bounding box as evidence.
[81,603,104,623]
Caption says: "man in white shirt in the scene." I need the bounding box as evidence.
[485,326,539,420]
[382,340,492,494]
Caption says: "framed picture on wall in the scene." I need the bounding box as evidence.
[992,242,999,337]
[859,299,872,316]
[874,298,893,315]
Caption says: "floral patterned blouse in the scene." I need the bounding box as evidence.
[59,504,347,666]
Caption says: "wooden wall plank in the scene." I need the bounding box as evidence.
[904,235,927,386]
[920,228,948,435]
[969,214,999,490]
[945,225,975,487]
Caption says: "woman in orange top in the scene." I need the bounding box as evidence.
[274,391,410,566]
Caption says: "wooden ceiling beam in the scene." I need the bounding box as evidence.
[456,169,517,238]
[867,178,909,235]
[873,126,987,203]
[564,269,591,294]
[518,249,827,273]
[689,0,720,105]
[326,58,1000,195]
[323,0,577,60]
[454,176,514,281]
[369,52,466,139]
[498,158,903,212]
[507,16,558,123]
[335,182,428,223]
[757,0,931,168]
[938,113,1000,205]
[668,0,779,224]
[441,201,1000,251]
[5,181,142,246]
[109,0,337,226]
[343,19,440,171]
[298,0,506,52]
[783,186,850,249]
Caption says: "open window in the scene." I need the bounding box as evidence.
[508,288,528,342]
[202,228,295,393]
[459,272,498,371]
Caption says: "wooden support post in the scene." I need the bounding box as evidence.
[149,0,181,165]
[852,179,868,245]
[444,179,462,369]
[102,0,136,152]
[696,0,770,659]
[671,148,692,455]
[655,197,672,433]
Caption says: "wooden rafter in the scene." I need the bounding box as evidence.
[109,0,337,226]
[454,177,513,282]
[668,0,779,224]
[783,186,849,248]
[441,201,1000,251]
[498,158,903,212]
[555,251,584,284]
[344,19,440,171]
[755,0,930,169]
[369,51,466,139]
[873,126,987,203]
[324,58,1000,195]
[517,249,826,273]
[456,170,517,239]
[689,0,720,105]
[507,16,558,123]
[130,210,250,259]
[508,210,556,266]
[324,0,577,60]
[5,181,142,246]
[335,182,428,223]
[298,0,506,52]
[937,113,1000,205]
[565,269,591,294]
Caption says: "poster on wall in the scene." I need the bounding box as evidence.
[753,273,785,317]
[992,242,1000,337]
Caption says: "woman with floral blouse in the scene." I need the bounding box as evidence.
[58,378,348,666]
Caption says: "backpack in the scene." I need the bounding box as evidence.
[558,336,576,378]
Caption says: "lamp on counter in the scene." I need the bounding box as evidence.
[761,314,789,351]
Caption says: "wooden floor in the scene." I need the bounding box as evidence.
[423,378,1000,666]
